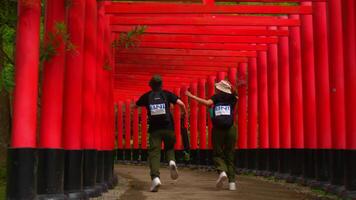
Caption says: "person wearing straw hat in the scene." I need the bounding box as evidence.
[186,79,238,191]
[135,75,187,192]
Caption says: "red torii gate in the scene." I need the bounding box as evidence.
[6,0,356,200]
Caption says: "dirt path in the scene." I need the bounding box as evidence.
[108,164,322,200]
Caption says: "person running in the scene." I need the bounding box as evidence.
[185,80,238,191]
[135,75,187,192]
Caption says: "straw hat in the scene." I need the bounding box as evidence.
[215,80,232,94]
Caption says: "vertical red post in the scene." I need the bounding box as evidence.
[181,85,189,128]
[174,88,182,150]
[278,18,291,152]
[141,108,148,150]
[132,98,139,160]
[328,0,346,152]
[117,101,124,153]
[125,100,132,160]
[289,14,304,176]
[257,51,269,149]
[247,58,258,150]
[301,1,317,179]
[198,79,207,150]
[237,63,247,150]
[217,71,226,82]
[190,82,198,150]
[62,0,86,195]
[278,18,291,175]
[342,0,356,193]
[39,0,66,149]
[207,76,216,150]
[228,68,238,124]
[267,27,280,151]
[7,0,41,198]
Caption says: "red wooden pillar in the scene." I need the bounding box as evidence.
[95,2,106,189]
[300,1,318,180]
[289,14,304,176]
[247,57,258,169]
[327,0,347,186]
[198,79,207,164]
[207,76,216,150]
[117,101,124,160]
[125,100,132,161]
[132,98,139,161]
[257,50,269,171]
[267,27,280,159]
[228,68,238,125]
[217,72,226,82]
[7,0,41,198]
[62,0,86,196]
[181,85,189,128]
[36,0,66,197]
[278,18,291,175]
[141,108,148,161]
[174,88,182,151]
[313,2,332,183]
[190,82,198,163]
[81,0,99,195]
[342,0,356,193]
[237,63,247,150]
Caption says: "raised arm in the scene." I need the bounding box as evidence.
[176,99,187,116]
[185,91,213,107]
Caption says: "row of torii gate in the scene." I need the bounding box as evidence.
[6,0,356,199]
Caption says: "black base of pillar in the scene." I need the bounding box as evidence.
[64,150,88,200]
[132,149,140,162]
[82,150,101,198]
[268,149,278,174]
[302,149,316,185]
[287,149,303,183]
[316,149,330,183]
[329,149,345,187]
[199,149,208,166]
[344,150,356,192]
[141,149,148,162]
[7,148,37,200]
[190,150,198,165]
[257,149,268,172]
[96,151,108,193]
[175,150,184,164]
[124,149,132,161]
[247,149,257,170]
[37,148,66,199]
[104,150,114,189]
[117,149,124,161]
[276,149,290,179]
[207,150,213,166]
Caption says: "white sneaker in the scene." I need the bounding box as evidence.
[169,160,179,180]
[229,182,236,191]
[216,171,228,189]
[150,177,161,192]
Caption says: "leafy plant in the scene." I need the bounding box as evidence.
[113,25,147,49]
[40,21,76,64]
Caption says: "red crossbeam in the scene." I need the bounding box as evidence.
[115,60,238,68]
[116,42,267,51]
[110,15,300,26]
[111,25,289,36]
[106,3,312,14]
[116,54,248,62]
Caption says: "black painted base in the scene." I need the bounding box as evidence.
[103,150,114,189]
[344,150,356,192]
[175,150,184,164]
[124,149,132,161]
[83,150,100,197]
[132,149,140,161]
[190,150,199,165]
[7,148,37,200]
[117,149,124,161]
[199,149,208,166]
[37,148,66,199]
[141,149,148,161]
[64,150,88,200]
[330,150,345,187]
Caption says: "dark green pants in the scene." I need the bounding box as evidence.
[212,126,237,182]
[148,129,176,179]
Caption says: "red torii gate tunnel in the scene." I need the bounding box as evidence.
[6,0,356,199]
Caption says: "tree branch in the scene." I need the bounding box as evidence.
[0,47,14,65]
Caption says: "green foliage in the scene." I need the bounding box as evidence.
[40,22,75,64]
[0,63,14,93]
[113,25,147,49]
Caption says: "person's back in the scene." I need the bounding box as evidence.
[135,75,187,192]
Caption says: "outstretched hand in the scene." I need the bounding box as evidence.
[185,90,193,97]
